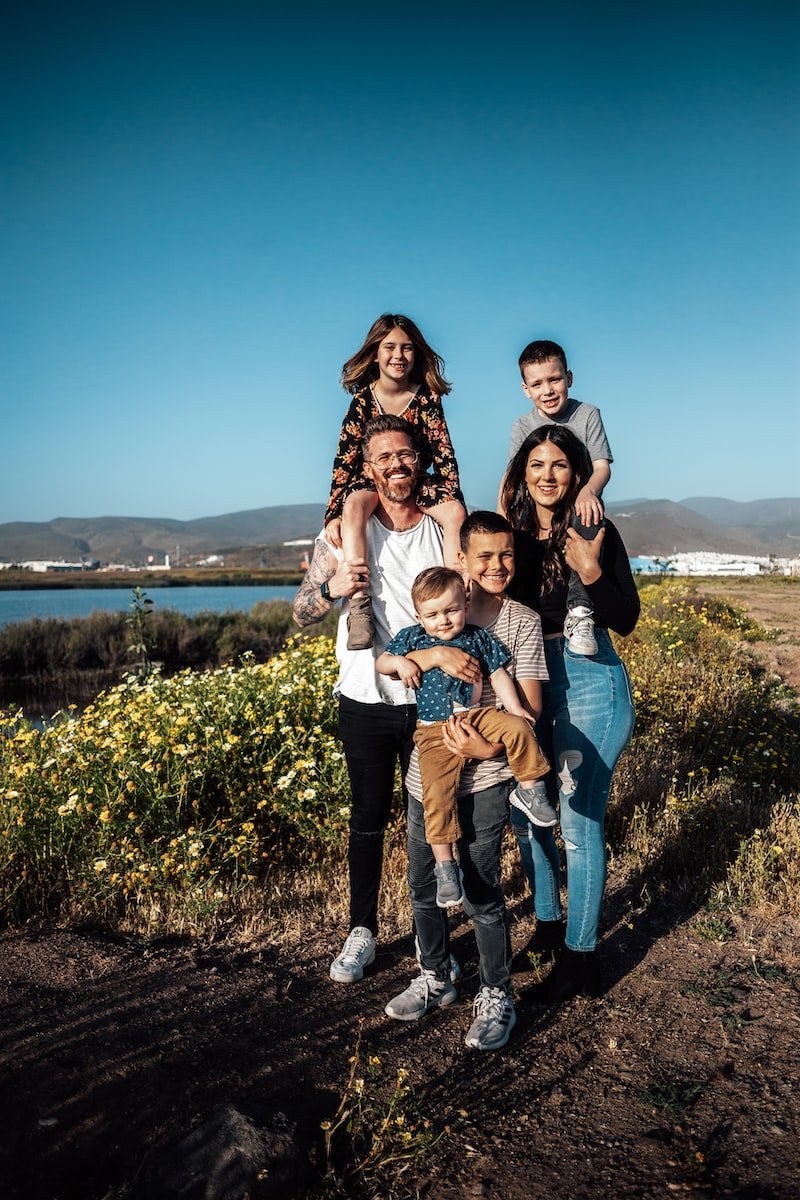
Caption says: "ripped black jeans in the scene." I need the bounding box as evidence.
[337,695,418,935]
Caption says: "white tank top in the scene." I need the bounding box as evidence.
[334,513,444,705]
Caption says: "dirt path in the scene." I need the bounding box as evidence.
[2,891,798,1199]
[694,576,800,697]
[2,579,798,1199]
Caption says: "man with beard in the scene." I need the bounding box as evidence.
[293,415,475,983]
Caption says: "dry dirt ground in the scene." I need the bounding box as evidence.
[2,581,799,1200]
[695,577,800,698]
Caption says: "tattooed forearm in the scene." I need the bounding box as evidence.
[292,538,337,628]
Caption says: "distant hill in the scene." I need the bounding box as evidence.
[0,506,325,566]
[2,498,799,565]
[606,498,800,557]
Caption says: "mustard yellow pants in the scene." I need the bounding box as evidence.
[413,708,550,844]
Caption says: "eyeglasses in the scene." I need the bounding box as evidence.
[364,450,419,468]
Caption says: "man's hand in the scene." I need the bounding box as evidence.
[328,556,370,600]
[441,714,503,761]
[292,539,370,628]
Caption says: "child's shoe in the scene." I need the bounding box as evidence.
[510,780,558,828]
[434,860,463,908]
[346,593,375,650]
[564,605,598,655]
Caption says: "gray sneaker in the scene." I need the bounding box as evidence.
[465,986,516,1051]
[510,781,558,828]
[434,860,463,908]
[385,969,458,1021]
[564,605,598,656]
[329,926,376,983]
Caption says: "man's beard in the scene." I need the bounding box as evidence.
[375,470,416,503]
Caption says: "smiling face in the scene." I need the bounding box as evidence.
[362,429,419,502]
[460,531,515,597]
[521,356,573,419]
[525,438,575,512]
[374,326,415,389]
[415,582,468,641]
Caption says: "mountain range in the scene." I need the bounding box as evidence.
[2,498,799,566]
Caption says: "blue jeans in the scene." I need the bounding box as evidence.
[408,784,511,991]
[511,629,635,952]
[338,695,418,935]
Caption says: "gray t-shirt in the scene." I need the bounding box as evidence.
[507,398,613,465]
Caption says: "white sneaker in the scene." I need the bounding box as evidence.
[329,926,376,983]
[385,969,458,1021]
[465,986,516,1051]
[564,606,598,656]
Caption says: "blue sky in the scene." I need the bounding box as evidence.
[3,0,798,525]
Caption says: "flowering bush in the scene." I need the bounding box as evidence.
[0,637,349,926]
[1,581,798,931]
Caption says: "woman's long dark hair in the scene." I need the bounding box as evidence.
[341,313,451,396]
[501,426,591,594]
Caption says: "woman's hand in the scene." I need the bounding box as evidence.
[564,526,604,585]
[441,715,503,761]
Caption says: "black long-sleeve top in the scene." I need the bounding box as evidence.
[508,519,640,637]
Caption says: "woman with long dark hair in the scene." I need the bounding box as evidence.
[502,425,639,1002]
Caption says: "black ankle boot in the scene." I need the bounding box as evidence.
[528,947,599,1004]
[511,919,566,973]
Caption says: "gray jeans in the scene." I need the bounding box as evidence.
[407,784,511,992]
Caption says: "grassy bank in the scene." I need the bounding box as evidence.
[0,581,797,935]
[0,599,342,716]
[0,568,304,589]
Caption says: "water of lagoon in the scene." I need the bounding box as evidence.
[0,585,298,629]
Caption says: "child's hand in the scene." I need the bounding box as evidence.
[574,486,604,527]
[395,658,422,689]
[325,518,343,549]
[564,526,605,584]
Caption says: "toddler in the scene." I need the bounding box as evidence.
[376,566,553,908]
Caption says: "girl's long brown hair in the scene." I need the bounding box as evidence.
[501,426,591,594]
[341,313,451,396]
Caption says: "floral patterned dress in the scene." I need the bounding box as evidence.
[324,385,463,525]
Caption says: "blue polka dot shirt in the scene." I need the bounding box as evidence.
[385,623,512,721]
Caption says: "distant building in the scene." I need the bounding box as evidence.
[662,552,793,577]
[12,559,100,573]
